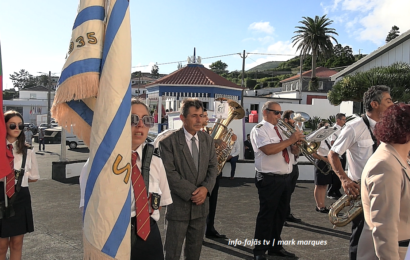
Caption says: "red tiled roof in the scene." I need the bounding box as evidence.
[280,67,338,83]
[144,64,243,89]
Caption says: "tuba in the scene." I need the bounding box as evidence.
[210,98,245,173]
[329,181,362,228]
[277,112,332,175]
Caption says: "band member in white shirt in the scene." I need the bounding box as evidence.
[327,113,346,199]
[328,85,393,260]
[250,101,304,260]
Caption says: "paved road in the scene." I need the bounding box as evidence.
[18,143,350,259]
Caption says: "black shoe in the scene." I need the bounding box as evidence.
[335,190,343,198]
[286,213,301,223]
[254,255,267,260]
[205,230,226,239]
[268,248,296,257]
[315,207,329,213]
[327,191,341,200]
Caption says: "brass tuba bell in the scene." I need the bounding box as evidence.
[210,98,245,174]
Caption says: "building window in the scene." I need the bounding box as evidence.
[318,81,324,90]
[250,104,259,112]
[30,93,36,99]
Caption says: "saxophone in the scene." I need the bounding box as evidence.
[210,98,245,173]
[328,180,362,228]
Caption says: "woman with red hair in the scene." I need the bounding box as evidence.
[358,103,410,259]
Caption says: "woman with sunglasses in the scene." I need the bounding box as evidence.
[0,110,39,260]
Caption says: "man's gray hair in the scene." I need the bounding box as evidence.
[180,98,203,117]
[363,85,390,112]
[262,101,279,111]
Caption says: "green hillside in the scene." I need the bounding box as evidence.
[246,61,284,72]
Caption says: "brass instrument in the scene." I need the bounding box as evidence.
[210,98,245,173]
[329,181,362,228]
[277,112,332,175]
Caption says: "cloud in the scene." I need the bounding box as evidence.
[245,41,297,70]
[248,22,274,34]
[325,0,410,45]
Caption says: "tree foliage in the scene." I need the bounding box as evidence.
[9,69,36,90]
[151,64,159,77]
[386,25,400,43]
[324,44,355,68]
[328,62,410,105]
[292,15,338,79]
[210,60,228,74]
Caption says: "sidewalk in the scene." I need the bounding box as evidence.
[21,144,350,259]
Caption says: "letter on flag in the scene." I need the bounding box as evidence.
[51,0,132,259]
[0,42,13,179]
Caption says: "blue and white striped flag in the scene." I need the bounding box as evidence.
[51,0,132,259]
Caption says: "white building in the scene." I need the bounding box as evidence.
[3,86,55,125]
[331,29,410,81]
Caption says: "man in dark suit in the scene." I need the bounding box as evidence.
[244,134,254,159]
[160,98,218,260]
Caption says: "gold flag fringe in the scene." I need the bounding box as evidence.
[51,103,91,147]
[53,72,99,104]
[83,233,116,260]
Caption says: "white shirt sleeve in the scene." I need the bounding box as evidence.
[230,141,240,157]
[26,148,40,181]
[155,157,172,206]
[331,125,355,156]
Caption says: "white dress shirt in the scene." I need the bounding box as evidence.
[331,116,376,181]
[79,143,172,222]
[329,124,343,143]
[317,139,332,157]
[230,141,240,157]
[1,140,40,187]
[250,120,293,176]
[183,127,199,155]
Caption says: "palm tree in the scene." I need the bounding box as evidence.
[292,15,338,90]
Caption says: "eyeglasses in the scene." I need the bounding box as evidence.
[8,123,24,130]
[131,114,154,128]
[266,109,283,115]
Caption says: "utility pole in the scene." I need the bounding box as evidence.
[47,71,51,127]
[240,50,247,107]
[299,54,303,104]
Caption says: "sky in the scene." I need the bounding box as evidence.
[1,0,409,89]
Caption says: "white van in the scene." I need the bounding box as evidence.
[66,134,85,149]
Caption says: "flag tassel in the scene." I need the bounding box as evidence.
[53,73,99,105]
[51,103,91,146]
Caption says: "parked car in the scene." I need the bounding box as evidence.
[38,123,58,130]
[66,134,85,149]
[24,123,38,135]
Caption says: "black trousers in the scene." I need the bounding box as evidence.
[131,217,164,260]
[206,174,221,232]
[253,173,291,256]
[349,212,364,260]
[286,164,299,217]
[328,153,346,193]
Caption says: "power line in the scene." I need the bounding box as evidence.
[247,53,297,56]
[132,52,298,69]
[132,53,240,68]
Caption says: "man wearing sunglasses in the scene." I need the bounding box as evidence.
[160,98,218,260]
[250,101,304,260]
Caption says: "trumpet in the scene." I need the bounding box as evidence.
[277,112,332,175]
